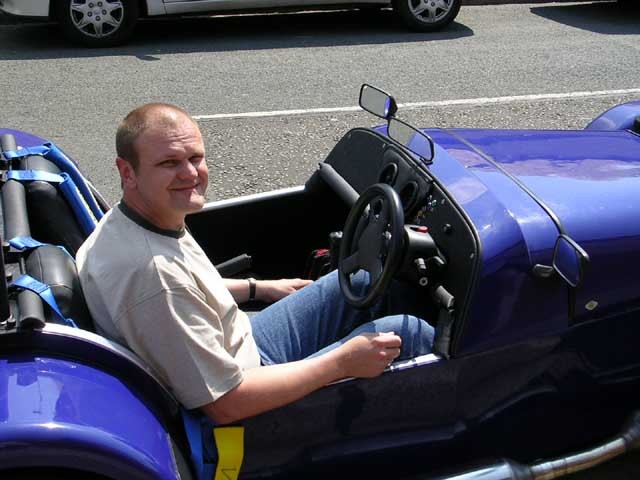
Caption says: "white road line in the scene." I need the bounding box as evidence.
[194,105,361,120]
[193,88,640,121]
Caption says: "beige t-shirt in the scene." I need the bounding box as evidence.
[76,204,261,409]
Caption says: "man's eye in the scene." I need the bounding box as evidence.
[161,160,178,167]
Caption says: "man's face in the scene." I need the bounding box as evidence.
[119,114,208,230]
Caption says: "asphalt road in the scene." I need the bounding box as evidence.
[1,1,640,478]
[1,1,639,205]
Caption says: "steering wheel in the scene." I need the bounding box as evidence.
[339,183,405,308]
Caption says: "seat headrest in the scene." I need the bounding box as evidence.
[26,245,93,331]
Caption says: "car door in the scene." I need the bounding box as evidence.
[161,0,360,14]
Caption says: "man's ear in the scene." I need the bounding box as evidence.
[116,157,136,189]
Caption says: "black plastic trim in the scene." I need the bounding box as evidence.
[318,163,359,207]
[379,162,399,185]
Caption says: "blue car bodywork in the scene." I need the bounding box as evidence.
[0,95,639,480]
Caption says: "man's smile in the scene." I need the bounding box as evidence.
[170,183,201,191]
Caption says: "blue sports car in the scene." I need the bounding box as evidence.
[0,85,639,480]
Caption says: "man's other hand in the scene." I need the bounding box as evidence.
[257,278,313,303]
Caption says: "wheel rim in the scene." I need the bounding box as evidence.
[69,0,124,38]
[408,0,451,23]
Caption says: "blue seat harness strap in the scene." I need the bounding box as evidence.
[8,235,72,259]
[6,169,98,235]
[181,409,216,480]
[1,156,98,330]
[180,409,245,480]
[8,237,77,328]
[11,274,78,328]
[2,141,104,222]
[9,236,49,251]
[1,145,49,158]
[5,169,63,183]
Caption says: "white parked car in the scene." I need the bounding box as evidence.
[0,0,462,47]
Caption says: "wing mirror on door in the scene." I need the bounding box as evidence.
[552,234,590,288]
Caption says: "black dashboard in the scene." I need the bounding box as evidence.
[321,127,479,355]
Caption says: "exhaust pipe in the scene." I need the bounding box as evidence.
[431,411,640,480]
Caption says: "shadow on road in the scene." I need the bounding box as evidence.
[531,1,640,34]
[0,9,473,60]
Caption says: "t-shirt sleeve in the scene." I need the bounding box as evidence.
[115,286,244,409]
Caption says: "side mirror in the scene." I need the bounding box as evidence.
[387,117,435,162]
[552,234,589,288]
[359,84,398,120]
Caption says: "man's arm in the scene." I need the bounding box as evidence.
[200,332,401,424]
[224,278,312,304]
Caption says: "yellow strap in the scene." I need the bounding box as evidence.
[213,426,245,480]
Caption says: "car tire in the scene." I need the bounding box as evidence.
[55,0,139,47]
[394,0,461,32]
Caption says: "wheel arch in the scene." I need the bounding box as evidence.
[0,467,113,480]
[50,0,149,20]
[0,423,171,479]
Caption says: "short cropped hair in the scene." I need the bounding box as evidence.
[115,103,194,170]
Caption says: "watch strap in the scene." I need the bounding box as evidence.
[248,277,257,301]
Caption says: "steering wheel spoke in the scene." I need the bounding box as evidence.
[353,209,370,243]
[341,251,361,275]
[378,197,392,223]
[364,258,384,284]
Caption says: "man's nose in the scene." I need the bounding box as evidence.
[178,160,198,178]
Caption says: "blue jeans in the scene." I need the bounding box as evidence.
[249,270,434,365]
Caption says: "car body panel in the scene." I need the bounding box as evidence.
[428,130,565,355]
[0,0,166,18]
[372,123,640,356]
[236,308,640,478]
[371,125,566,356]
[0,322,182,420]
[148,0,169,15]
[0,0,48,17]
[443,128,640,329]
[0,355,179,479]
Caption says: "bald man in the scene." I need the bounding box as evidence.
[77,103,434,424]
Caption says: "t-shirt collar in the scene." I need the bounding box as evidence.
[118,201,186,239]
